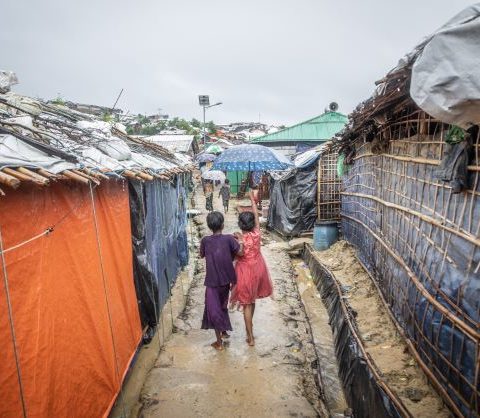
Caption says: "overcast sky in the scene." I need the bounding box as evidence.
[1,0,474,125]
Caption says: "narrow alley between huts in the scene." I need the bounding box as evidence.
[1,3,479,418]
[135,191,327,418]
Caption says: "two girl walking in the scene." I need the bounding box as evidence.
[200,191,272,350]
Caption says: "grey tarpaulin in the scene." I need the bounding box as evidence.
[267,161,318,237]
[410,4,480,128]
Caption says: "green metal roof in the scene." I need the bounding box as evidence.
[251,111,348,143]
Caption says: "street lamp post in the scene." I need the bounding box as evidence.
[198,95,222,148]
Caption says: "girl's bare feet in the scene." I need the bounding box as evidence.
[221,331,230,339]
[246,335,255,346]
[211,341,224,351]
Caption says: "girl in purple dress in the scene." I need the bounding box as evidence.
[200,211,243,350]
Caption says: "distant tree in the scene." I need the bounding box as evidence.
[191,118,201,128]
[168,117,179,127]
[139,125,158,136]
[207,120,217,134]
[51,94,65,105]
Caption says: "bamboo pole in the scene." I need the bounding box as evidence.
[354,254,464,418]
[37,169,58,179]
[83,168,109,180]
[342,214,480,340]
[317,159,321,220]
[63,170,90,184]
[132,170,154,181]
[0,171,21,189]
[122,170,140,180]
[2,168,47,186]
[72,170,100,185]
[341,191,480,249]
[17,167,50,184]
[306,247,413,418]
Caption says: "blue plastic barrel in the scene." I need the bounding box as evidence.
[313,221,339,251]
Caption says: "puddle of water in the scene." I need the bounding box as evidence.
[292,259,348,415]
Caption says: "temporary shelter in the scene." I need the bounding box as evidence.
[268,143,340,237]
[335,5,480,416]
[251,110,347,157]
[0,91,193,417]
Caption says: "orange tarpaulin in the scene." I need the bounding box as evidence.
[0,180,141,418]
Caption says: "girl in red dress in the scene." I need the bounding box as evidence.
[230,191,273,346]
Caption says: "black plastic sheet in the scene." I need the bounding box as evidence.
[129,175,190,336]
[267,163,317,237]
[129,180,159,330]
[303,246,404,418]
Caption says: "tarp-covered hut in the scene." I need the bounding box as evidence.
[0,91,193,417]
[268,142,340,237]
[335,5,480,416]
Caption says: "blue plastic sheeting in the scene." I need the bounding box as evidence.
[145,177,189,310]
[129,176,190,334]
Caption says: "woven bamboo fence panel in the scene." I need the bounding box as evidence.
[341,116,480,417]
[317,149,341,221]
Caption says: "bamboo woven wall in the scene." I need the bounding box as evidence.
[341,113,480,417]
[317,150,341,221]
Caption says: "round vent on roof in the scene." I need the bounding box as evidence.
[329,102,339,112]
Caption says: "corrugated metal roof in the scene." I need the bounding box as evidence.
[251,111,347,143]
[146,134,195,153]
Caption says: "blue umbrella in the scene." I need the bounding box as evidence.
[196,153,217,163]
[212,144,293,171]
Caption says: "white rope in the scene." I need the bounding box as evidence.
[88,183,127,418]
[0,225,27,418]
[0,228,52,255]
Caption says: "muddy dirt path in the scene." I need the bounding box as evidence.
[138,193,326,418]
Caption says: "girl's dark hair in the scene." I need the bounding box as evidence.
[238,211,255,232]
[207,211,224,232]
[225,179,230,184]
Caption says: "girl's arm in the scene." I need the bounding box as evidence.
[233,232,245,256]
[249,190,260,230]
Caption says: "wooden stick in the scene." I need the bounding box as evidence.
[63,170,90,184]
[37,169,58,179]
[305,247,413,418]
[72,170,100,185]
[354,254,464,418]
[84,168,109,180]
[341,191,480,249]
[132,170,154,181]
[342,213,480,340]
[0,170,21,189]
[122,170,139,179]
[2,167,47,186]
[17,167,50,185]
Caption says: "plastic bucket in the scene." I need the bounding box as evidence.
[313,221,339,251]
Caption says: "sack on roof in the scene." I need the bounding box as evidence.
[0,71,18,93]
[77,120,132,161]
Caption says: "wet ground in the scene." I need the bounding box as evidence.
[311,241,451,417]
[137,193,328,418]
